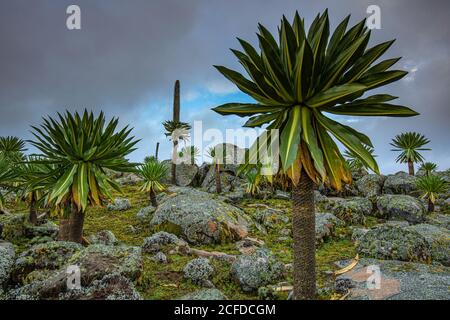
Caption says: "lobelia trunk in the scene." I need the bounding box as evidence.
[29,192,38,225]
[428,198,434,213]
[171,140,178,185]
[215,163,222,194]
[149,189,158,207]
[292,168,316,300]
[58,217,71,241]
[408,160,415,176]
[68,205,86,243]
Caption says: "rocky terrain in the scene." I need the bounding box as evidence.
[1,163,449,300]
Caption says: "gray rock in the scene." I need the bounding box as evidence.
[201,167,237,193]
[255,208,289,229]
[161,161,199,187]
[183,258,214,286]
[136,206,155,222]
[0,241,15,288]
[142,231,186,254]
[426,214,450,230]
[115,173,143,186]
[88,230,118,246]
[383,172,417,195]
[0,213,58,241]
[407,224,450,266]
[328,197,373,225]
[151,252,168,264]
[235,237,265,255]
[10,244,142,299]
[314,190,327,203]
[59,273,141,300]
[274,191,290,200]
[376,195,426,224]
[356,174,386,198]
[107,198,131,211]
[335,258,450,300]
[177,288,227,300]
[355,224,430,263]
[11,241,83,284]
[151,189,250,244]
[351,227,369,243]
[315,213,344,243]
[231,248,285,292]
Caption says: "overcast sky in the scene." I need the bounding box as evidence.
[0,0,449,173]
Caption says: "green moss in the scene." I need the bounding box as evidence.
[4,183,361,300]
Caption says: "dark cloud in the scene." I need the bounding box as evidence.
[0,0,448,172]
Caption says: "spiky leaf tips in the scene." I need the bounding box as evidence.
[212,10,418,190]
[139,160,168,194]
[390,132,430,164]
[29,110,139,213]
[0,156,17,210]
[0,136,27,162]
[415,174,448,212]
[419,162,437,176]
[344,145,376,172]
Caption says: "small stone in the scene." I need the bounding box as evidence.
[151,252,168,264]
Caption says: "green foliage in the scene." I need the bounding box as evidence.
[344,145,376,172]
[29,110,138,213]
[178,146,200,164]
[138,160,168,193]
[144,156,157,163]
[0,156,17,209]
[162,121,191,140]
[12,155,56,209]
[0,136,26,162]
[244,169,262,196]
[390,132,430,164]
[212,10,418,190]
[419,162,437,176]
[415,174,448,204]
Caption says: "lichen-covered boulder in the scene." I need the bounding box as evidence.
[115,172,143,186]
[328,197,373,225]
[107,198,131,211]
[136,206,155,222]
[426,214,450,230]
[0,241,15,288]
[356,174,386,198]
[231,249,284,292]
[255,208,289,229]
[151,189,250,244]
[201,167,238,193]
[151,252,168,264]
[407,224,450,266]
[142,231,187,254]
[88,230,118,246]
[183,258,214,286]
[177,288,227,300]
[9,244,142,299]
[376,195,426,224]
[11,241,83,284]
[161,161,200,187]
[315,213,344,243]
[0,213,59,242]
[355,224,431,263]
[383,172,417,195]
[59,273,141,300]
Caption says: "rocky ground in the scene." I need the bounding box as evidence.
[0,161,449,300]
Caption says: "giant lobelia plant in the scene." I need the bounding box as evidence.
[212,10,418,299]
[29,110,139,243]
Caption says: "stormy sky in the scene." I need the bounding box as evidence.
[0,0,449,173]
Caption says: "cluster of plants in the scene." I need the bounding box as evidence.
[0,9,447,302]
